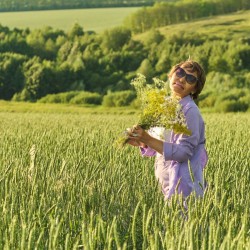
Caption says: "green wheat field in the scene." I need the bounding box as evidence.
[0,106,249,249]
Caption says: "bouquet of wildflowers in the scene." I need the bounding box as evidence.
[116,74,191,147]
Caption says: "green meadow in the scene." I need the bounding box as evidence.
[0,103,249,249]
[0,7,139,32]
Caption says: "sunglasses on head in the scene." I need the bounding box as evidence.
[175,67,198,85]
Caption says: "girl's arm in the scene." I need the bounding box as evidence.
[140,144,156,157]
[129,107,201,162]
[128,129,164,155]
[127,138,156,157]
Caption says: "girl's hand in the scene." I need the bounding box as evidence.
[127,138,143,147]
[128,125,164,154]
[126,126,146,147]
[127,125,149,147]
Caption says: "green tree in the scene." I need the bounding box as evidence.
[155,52,171,76]
[121,39,146,72]
[225,43,250,71]
[57,41,73,63]
[143,29,164,47]
[22,57,57,101]
[101,26,132,51]
[124,7,152,33]
[0,29,32,56]
[26,27,63,60]
[137,59,155,79]
[68,23,84,39]
[0,53,27,100]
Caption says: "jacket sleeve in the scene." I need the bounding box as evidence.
[140,146,156,157]
[163,106,201,162]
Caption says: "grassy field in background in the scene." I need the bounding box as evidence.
[0,101,138,114]
[0,100,237,114]
[135,10,250,41]
[0,104,249,248]
[2,8,250,36]
[0,7,139,32]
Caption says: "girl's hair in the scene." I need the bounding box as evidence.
[168,60,206,100]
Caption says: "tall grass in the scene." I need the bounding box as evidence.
[0,112,249,249]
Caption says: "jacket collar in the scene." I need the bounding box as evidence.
[179,95,193,106]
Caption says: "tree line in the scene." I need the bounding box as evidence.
[125,0,250,33]
[0,0,158,11]
[0,21,249,108]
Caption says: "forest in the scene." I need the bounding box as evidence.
[0,0,250,112]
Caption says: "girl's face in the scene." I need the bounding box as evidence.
[170,67,198,99]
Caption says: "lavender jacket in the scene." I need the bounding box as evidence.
[141,95,208,199]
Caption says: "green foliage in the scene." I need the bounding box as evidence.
[125,0,250,33]
[199,95,217,108]
[216,88,247,102]
[68,23,84,39]
[0,0,154,11]
[200,88,250,112]
[1,7,250,111]
[38,91,102,105]
[205,71,238,92]
[215,100,249,112]
[102,90,136,107]
[0,27,32,55]
[26,26,63,60]
[222,41,250,71]
[101,26,132,51]
[11,89,32,102]
[242,72,250,89]
[214,88,250,112]
[69,92,102,105]
[38,91,80,103]
[137,59,155,79]
[143,29,164,47]
[0,53,27,100]
[22,57,57,101]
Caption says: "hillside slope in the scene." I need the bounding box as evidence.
[134,10,250,41]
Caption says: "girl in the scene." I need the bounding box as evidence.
[128,59,208,200]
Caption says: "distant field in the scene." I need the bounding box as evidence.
[0,7,139,32]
